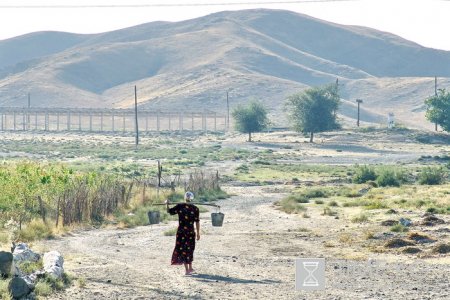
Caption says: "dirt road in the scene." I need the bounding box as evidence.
[40,185,449,300]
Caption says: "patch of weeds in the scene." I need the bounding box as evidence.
[351,213,369,223]
[402,247,422,254]
[432,243,450,254]
[418,167,447,185]
[17,219,55,242]
[284,194,309,204]
[163,227,178,236]
[384,238,414,248]
[322,207,337,216]
[76,277,87,288]
[236,164,249,173]
[376,168,406,187]
[364,231,376,240]
[315,199,324,205]
[0,232,9,245]
[34,281,53,297]
[302,212,310,218]
[0,279,11,300]
[390,224,409,232]
[328,200,339,207]
[353,165,377,183]
[364,200,388,210]
[303,188,329,199]
[16,259,43,275]
[275,199,307,214]
[338,233,353,243]
[385,209,397,214]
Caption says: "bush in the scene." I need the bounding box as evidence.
[418,167,446,185]
[376,168,405,187]
[353,165,377,183]
[390,224,409,232]
[35,281,53,297]
[351,213,369,223]
[303,188,329,199]
[17,219,54,242]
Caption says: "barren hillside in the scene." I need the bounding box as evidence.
[0,9,449,129]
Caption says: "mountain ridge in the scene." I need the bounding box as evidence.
[0,9,449,129]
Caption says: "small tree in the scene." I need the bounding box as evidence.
[425,89,450,132]
[232,101,269,142]
[286,84,341,142]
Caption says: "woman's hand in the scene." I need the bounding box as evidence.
[164,199,169,204]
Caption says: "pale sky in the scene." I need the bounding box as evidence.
[1,0,450,51]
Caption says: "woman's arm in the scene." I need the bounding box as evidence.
[195,221,200,240]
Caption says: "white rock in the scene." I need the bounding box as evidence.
[13,243,40,262]
[43,251,64,279]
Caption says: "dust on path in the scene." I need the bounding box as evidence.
[40,186,449,300]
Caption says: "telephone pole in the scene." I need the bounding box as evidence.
[356,99,363,127]
[226,91,230,131]
[134,85,139,147]
[434,76,438,131]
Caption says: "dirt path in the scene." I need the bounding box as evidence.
[40,186,449,300]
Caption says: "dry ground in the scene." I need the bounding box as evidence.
[0,128,449,299]
[33,184,449,300]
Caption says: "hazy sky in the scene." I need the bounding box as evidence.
[1,0,449,51]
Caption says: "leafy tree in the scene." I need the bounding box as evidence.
[425,89,450,132]
[232,101,269,142]
[285,84,341,142]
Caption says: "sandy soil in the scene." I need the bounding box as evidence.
[35,185,449,300]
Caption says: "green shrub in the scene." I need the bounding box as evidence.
[376,169,403,187]
[284,194,309,203]
[353,165,377,183]
[34,281,53,296]
[418,167,446,185]
[303,188,329,199]
[351,213,369,223]
[328,200,339,207]
[390,224,409,232]
[17,220,54,242]
[0,279,11,299]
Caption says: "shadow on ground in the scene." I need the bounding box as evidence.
[192,273,281,284]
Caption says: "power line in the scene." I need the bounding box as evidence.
[0,0,361,9]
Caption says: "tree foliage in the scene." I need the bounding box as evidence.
[232,101,269,142]
[425,89,450,132]
[285,84,341,142]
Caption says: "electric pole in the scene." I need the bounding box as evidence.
[356,99,363,127]
[134,85,139,148]
[226,91,230,131]
[434,76,438,131]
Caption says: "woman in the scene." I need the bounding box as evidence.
[165,191,200,275]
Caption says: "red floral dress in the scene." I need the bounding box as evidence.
[169,203,200,265]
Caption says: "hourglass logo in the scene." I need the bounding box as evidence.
[295,258,325,291]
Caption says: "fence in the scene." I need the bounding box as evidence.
[0,107,228,133]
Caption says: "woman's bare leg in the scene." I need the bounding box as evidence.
[184,263,190,274]
[188,263,194,273]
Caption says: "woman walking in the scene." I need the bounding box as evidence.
[165,192,200,275]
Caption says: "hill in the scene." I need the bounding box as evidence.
[0,9,449,129]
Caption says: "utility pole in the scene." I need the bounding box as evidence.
[356,99,363,127]
[226,91,230,131]
[434,76,438,131]
[134,85,139,147]
[27,93,31,130]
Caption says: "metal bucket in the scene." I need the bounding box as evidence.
[211,212,224,227]
[148,211,160,225]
